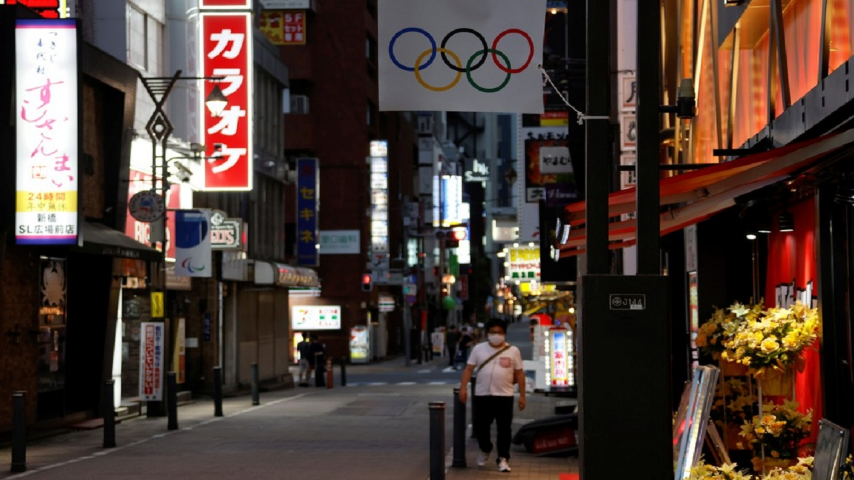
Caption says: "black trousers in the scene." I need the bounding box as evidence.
[473,395,514,460]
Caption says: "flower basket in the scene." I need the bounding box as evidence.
[758,368,794,397]
[720,358,748,377]
[751,456,799,473]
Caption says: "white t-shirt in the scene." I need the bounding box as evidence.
[467,342,523,397]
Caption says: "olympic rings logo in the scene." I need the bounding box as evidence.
[388,27,535,93]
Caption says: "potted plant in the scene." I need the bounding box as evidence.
[738,400,812,472]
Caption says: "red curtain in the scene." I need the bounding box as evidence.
[764,197,822,444]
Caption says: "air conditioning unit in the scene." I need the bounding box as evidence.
[290,95,309,114]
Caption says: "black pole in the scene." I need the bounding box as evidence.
[103,380,116,448]
[469,375,477,438]
[451,388,467,468]
[251,363,260,405]
[584,0,611,275]
[429,402,445,480]
[167,372,178,430]
[636,0,661,274]
[213,366,223,417]
[11,391,26,473]
[339,357,347,387]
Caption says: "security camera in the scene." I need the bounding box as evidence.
[660,78,696,119]
[172,162,193,183]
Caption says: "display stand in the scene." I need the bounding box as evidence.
[754,366,796,476]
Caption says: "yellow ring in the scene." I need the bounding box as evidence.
[414,47,462,92]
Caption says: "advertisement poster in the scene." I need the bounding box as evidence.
[431,331,444,355]
[140,322,164,401]
[174,209,212,277]
[15,19,79,245]
[349,326,370,363]
[548,327,570,388]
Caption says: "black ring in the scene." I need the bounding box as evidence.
[440,28,488,73]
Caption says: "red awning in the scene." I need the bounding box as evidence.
[558,128,854,257]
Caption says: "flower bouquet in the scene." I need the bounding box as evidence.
[688,458,754,479]
[738,400,812,472]
[760,456,813,479]
[711,378,757,449]
[721,301,819,393]
[697,302,761,375]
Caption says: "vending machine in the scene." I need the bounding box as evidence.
[544,326,575,392]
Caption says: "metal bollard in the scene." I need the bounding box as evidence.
[251,363,260,405]
[429,402,446,480]
[326,358,333,389]
[167,372,178,430]
[470,375,477,438]
[213,366,224,417]
[315,357,326,387]
[339,357,347,387]
[103,380,116,448]
[11,391,26,473]
[451,388,467,468]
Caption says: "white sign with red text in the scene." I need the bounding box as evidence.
[15,19,79,245]
[200,9,253,191]
[139,322,165,401]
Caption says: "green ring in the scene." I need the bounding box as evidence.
[466,48,512,93]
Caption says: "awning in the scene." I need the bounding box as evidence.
[71,221,161,262]
[559,128,854,257]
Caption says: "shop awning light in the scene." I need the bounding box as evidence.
[778,211,795,232]
[756,218,772,234]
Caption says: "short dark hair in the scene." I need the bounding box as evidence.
[485,318,507,334]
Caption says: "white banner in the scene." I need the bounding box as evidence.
[378,0,546,113]
[139,322,165,401]
[174,209,212,277]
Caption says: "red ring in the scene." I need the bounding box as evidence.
[491,29,534,74]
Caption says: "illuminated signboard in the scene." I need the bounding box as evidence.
[15,19,78,245]
[200,8,253,191]
[507,247,541,280]
[291,305,341,330]
[1,0,69,19]
[296,158,319,266]
[370,140,389,277]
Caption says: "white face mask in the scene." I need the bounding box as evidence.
[488,334,505,345]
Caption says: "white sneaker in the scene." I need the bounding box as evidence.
[497,457,511,472]
[476,451,490,467]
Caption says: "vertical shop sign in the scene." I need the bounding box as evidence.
[1,1,69,18]
[174,209,212,277]
[173,318,186,384]
[200,7,253,190]
[370,141,389,277]
[15,18,79,245]
[140,322,165,401]
[296,158,319,266]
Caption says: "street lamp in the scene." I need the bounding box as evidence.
[138,70,227,416]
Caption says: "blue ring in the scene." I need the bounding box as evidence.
[389,28,436,72]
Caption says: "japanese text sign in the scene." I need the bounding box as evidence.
[291,305,340,330]
[139,322,164,401]
[296,158,319,266]
[259,10,306,45]
[16,19,79,245]
[200,11,253,191]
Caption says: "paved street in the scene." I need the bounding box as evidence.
[0,322,579,479]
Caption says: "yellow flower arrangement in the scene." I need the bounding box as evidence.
[760,456,813,479]
[689,458,754,479]
[739,401,812,461]
[696,302,761,359]
[721,301,819,379]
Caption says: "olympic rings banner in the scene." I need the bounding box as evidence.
[378,0,546,114]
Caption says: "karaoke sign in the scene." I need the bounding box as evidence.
[200,2,253,191]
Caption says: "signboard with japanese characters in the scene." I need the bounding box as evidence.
[200,9,253,191]
[319,230,359,254]
[259,10,306,45]
[370,141,390,273]
[140,322,165,401]
[291,305,341,330]
[15,19,79,245]
[296,158,319,266]
[508,246,540,280]
[521,127,576,207]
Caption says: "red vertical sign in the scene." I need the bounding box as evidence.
[200,12,252,191]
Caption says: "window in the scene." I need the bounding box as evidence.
[127,4,163,74]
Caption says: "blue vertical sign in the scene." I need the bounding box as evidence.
[296,158,319,266]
